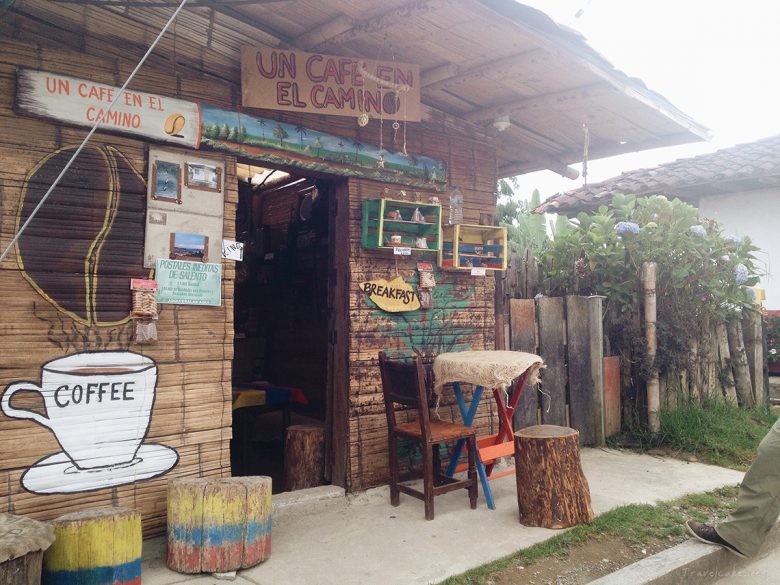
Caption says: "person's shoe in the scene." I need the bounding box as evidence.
[686,520,748,558]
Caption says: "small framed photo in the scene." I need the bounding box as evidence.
[169,232,209,263]
[185,162,222,192]
[152,160,182,203]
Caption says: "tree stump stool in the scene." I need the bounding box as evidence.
[0,513,55,585]
[284,423,325,491]
[42,507,141,585]
[167,476,272,574]
[514,425,594,529]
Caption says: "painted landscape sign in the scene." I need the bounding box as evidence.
[241,47,421,121]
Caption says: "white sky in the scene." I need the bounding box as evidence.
[515,0,780,201]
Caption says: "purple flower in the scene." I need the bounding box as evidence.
[615,221,640,236]
[734,263,749,285]
[725,234,741,244]
[689,225,707,237]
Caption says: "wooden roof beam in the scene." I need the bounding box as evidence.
[422,49,548,93]
[303,0,453,53]
[463,82,610,123]
[498,157,579,180]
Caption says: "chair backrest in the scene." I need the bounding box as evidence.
[378,352,431,432]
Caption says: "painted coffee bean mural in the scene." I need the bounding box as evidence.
[16,145,147,326]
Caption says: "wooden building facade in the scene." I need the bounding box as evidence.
[0,0,706,535]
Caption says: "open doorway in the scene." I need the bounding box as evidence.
[231,162,335,492]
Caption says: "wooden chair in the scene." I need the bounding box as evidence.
[378,351,478,520]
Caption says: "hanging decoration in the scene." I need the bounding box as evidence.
[417,261,436,310]
[130,278,158,344]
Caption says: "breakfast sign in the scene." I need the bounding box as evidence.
[241,47,421,121]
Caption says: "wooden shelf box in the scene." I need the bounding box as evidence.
[439,224,508,271]
[361,198,442,251]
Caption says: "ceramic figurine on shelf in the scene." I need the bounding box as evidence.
[387,209,402,220]
[411,208,425,223]
[415,236,428,249]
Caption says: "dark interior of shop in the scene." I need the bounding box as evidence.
[231,163,331,491]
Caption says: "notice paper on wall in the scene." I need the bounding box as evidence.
[222,240,244,261]
[155,259,222,306]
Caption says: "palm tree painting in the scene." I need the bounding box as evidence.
[294,124,307,149]
[352,140,363,162]
[273,124,289,146]
[313,136,323,158]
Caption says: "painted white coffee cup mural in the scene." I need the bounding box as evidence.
[1,350,178,494]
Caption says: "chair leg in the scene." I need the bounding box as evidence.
[432,443,443,485]
[422,440,435,520]
[388,433,400,507]
[466,436,478,510]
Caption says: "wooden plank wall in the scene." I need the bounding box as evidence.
[346,130,499,490]
[508,297,605,445]
[0,39,238,536]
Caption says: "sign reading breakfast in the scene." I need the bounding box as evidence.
[15,68,201,147]
[241,46,421,121]
[359,275,421,312]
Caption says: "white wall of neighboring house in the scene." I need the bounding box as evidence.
[698,187,779,309]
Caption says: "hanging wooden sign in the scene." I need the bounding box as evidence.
[359,276,420,312]
[241,47,421,121]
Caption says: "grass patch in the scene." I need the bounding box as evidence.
[437,485,740,585]
[611,398,774,470]
[656,399,774,469]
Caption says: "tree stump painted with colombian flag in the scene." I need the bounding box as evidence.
[167,476,272,574]
[42,507,141,585]
[514,425,594,529]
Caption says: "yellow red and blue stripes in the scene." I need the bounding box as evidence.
[167,477,272,573]
[43,508,142,585]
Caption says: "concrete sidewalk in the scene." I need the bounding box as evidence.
[143,448,744,585]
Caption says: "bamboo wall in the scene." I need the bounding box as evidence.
[0,39,237,536]
[0,5,502,522]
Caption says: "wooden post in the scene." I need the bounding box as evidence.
[727,319,755,407]
[642,263,660,432]
[0,514,55,585]
[588,296,605,446]
[167,476,272,574]
[743,310,765,406]
[716,322,738,403]
[538,297,566,427]
[284,424,326,491]
[43,507,141,585]
[509,298,539,428]
[514,425,594,528]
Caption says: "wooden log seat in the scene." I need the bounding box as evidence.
[514,425,594,528]
[0,513,55,585]
[42,507,141,585]
[167,476,272,574]
[284,423,326,491]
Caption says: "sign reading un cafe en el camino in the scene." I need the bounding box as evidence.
[240,46,422,121]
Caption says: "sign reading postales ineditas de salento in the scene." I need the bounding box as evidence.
[156,259,222,306]
[241,47,421,121]
[15,68,201,148]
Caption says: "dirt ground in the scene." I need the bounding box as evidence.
[483,534,687,585]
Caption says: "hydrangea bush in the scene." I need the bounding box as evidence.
[540,194,761,378]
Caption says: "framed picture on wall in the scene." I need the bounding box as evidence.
[169,232,209,263]
[152,160,182,203]
[185,162,222,192]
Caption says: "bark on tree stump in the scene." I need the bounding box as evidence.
[514,425,594,529]
[284,423,325,491]
[0,513,55,585]
[42,507,141,585]
[167,476,272,574]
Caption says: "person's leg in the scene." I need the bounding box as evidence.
[715,415,780,557]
